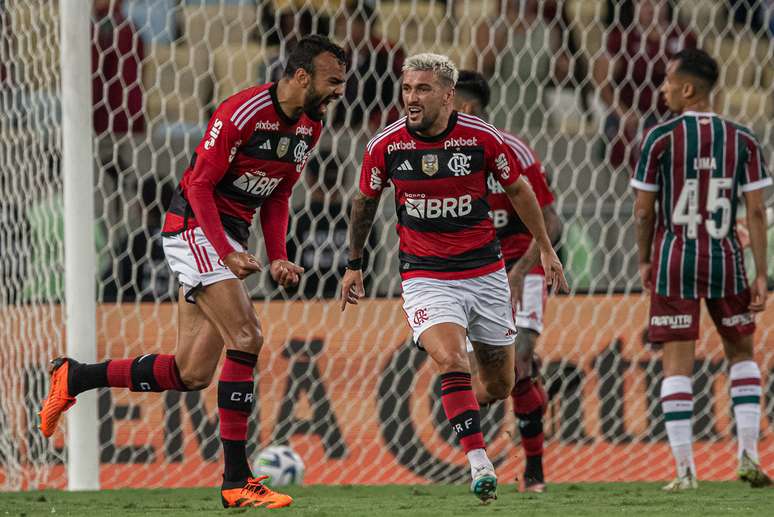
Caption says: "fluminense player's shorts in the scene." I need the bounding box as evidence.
[162,227,245,303]
[402,267,517,347]
[514,273,547,334]
[648,288,755,342]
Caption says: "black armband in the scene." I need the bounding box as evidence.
[346,258,363,270]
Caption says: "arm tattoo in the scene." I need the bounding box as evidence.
[348,192,379,259]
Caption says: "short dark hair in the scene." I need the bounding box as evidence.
[284,35,347,77]
[455,70,491,109]
[672,48,719,92]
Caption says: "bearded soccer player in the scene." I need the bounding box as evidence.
[340,54,567,503]
[633,48,771,491]
[38,35,347,508]
[453,70,562,493]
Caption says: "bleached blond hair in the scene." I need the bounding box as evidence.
[402,53,459,87]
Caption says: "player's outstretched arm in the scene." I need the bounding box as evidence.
[341,191,380,311]
[634,189,657,292]
[504,178,568,294]
[743,188,769,312]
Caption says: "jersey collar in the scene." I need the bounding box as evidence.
[406,111,458,142]
[269,82,302,126]
[683,110,716,117]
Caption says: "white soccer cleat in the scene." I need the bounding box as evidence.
[662,469,698,492]
[738,452,772,488]
[470,465,497,504]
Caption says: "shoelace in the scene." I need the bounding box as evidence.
[242,476,271,497]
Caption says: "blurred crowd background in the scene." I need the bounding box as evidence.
[1,0,773,304]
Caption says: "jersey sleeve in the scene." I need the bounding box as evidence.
[523,162,555,207]
[194,102,245,171]
[488,135,523,188]
[259,173,299,262]
[739,134,773,193]
[631,128,667,192]
[359,145,388,198]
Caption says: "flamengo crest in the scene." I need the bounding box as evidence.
[421,154,439,176]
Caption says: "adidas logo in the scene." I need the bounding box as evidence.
[397,160,413,171]
[259,140,272,151]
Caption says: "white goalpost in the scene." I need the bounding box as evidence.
[60,0,99,491]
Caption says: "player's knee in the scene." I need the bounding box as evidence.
[230,318,264,356]
[515,329,538,361]
[435,351,469,374]
[178,366,214,391]
[484,372,514,401]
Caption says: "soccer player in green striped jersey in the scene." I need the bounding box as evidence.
[633,48,772,491]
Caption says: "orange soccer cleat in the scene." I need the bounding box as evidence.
[38,358,77,438]
[221,476,294,509]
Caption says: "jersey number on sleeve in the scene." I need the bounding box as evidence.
[672,178,732,239]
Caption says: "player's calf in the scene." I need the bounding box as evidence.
[512,377,548,492]
[439,371,497,503]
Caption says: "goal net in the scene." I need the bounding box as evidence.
[1,0,773,490]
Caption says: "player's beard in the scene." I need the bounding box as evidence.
[302,83,330,122]
[407,106,438,133]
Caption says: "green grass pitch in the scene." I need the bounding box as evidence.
[1,482,772,516]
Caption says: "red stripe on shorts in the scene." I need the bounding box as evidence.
[187,230,204,273]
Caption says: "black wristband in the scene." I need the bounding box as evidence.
[346,258,363,270]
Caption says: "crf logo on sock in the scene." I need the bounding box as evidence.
[413,308,429,326]
[230,392,255,403]
[452,418,474,434]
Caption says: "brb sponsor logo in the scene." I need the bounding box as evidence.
[369,167,383,191]
[405,194,472,219]
[443,136,477,150]
[650,314,692,329]
[490,209,509,228]
[254,120,280,131]
[204,119,223,150]
[233,171,283,197]
[386,141,416,154]
[413,308,430,326]
[447,153,472,176]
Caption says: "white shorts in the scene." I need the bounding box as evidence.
[402,268,517,347]
[162,227,245,302]
[514,274,547,334]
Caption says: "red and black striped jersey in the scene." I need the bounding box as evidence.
[487,130,554,274]
[162,82,322,250]
[360,111,523,280]
[631,111,772,299]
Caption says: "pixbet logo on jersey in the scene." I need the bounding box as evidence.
[254,120,280,131]
[296,125,314,136]
[204,119,223,150]
[443,136,477,150]
[405,194,473,219]
[386,141,416,154]
[232,171,283,197]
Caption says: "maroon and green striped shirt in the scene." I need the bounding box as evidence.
[631,111,772,299]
